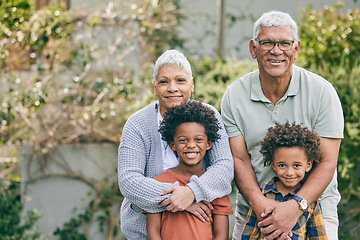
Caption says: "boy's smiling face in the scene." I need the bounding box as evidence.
[271,146,312,193]
[170,122,212,168]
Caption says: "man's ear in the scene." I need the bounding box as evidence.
[249,39,257,59]
[191,77,194,93]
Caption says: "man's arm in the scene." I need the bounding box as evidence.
[213,214,230,240]
[229,135,272,218]
[230,135,293,240]
[146,213,162,240]
[258,137,341,240]
[296,137,341,202]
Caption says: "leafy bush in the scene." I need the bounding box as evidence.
[297,2,360,68]
[0,0,182,239]
[308,62,360,239]
[191,54,257,110]
[296,2,360,238]
[0,0,33,37]
[0,179,43,240]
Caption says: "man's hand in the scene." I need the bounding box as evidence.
[258,200,301,240]
[186,201,213,222]
[158,185,195,212]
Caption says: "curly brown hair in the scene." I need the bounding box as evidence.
[260,121,322,167]
[159,100,220,144]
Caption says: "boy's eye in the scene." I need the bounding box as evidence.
[178,139,186,143]
[278,164,285,168]
[294,164,301,168]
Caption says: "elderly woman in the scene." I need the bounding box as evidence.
[118,49,234,240]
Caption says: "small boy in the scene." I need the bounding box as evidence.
[144,100,233,240]
[241,121,328,240]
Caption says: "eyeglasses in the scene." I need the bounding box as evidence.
[255,39,295,51]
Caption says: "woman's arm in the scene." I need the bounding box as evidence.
[118,115,174,213]
[158,105,234,212]
[146,213,162,240]
[213,214,229,240]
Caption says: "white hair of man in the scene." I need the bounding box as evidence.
[153,49,193,82]
[253,11,299,44]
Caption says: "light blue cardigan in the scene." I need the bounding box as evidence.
[118,100,234,239]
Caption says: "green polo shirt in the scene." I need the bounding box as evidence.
[221,65,344,217]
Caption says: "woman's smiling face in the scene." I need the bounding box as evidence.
[154,65,194,117]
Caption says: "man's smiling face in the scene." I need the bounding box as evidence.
[250,25,300,81]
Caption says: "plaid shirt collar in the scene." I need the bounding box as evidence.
[263,177,305,197]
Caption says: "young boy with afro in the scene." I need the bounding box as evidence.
[242,121,328,240]
[144,100,233,240]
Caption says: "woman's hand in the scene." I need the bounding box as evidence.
[186,201,213,222]
[158,185,195,212]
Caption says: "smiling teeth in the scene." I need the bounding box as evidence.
[185,153,197,156]
[270,60,282,63]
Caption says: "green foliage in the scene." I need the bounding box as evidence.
[0,180,43,240]
[309,62,360,239]
[297,2,360,68]
[296,3,360,237]
[53,211,88,240]
[0,0,34,68]
[54,183,123,240]
[191,54,257,110]
[136,0,184,60]
[0,0,33,36]
[0,0,181,238]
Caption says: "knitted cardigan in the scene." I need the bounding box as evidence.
[118,101,234,239]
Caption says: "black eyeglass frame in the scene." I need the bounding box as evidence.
[254,38,296,51]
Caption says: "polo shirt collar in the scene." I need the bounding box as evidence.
[250,65,300,102]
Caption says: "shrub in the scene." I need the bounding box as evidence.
[296,3,360,237]
[297,2,360,68]
[0,179,43,240]
[191,54,257,110]
[307,62,360,239]
[0,0,183,238]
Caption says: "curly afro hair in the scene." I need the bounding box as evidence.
[260,121,322,167]
[159,100,221,144]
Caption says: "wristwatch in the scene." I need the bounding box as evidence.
[292,195,308,211]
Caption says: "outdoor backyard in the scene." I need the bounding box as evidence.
[0,0,359,239]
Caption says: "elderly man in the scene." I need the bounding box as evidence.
[221,11,343,240]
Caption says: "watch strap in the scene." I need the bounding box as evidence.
[292,195,302,203]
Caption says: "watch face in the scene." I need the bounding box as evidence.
[300,199,308,210]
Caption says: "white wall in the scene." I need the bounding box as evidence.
[21,143,124,240]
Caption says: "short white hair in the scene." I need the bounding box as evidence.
[253,11,299,42]
[153,49,192,82]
